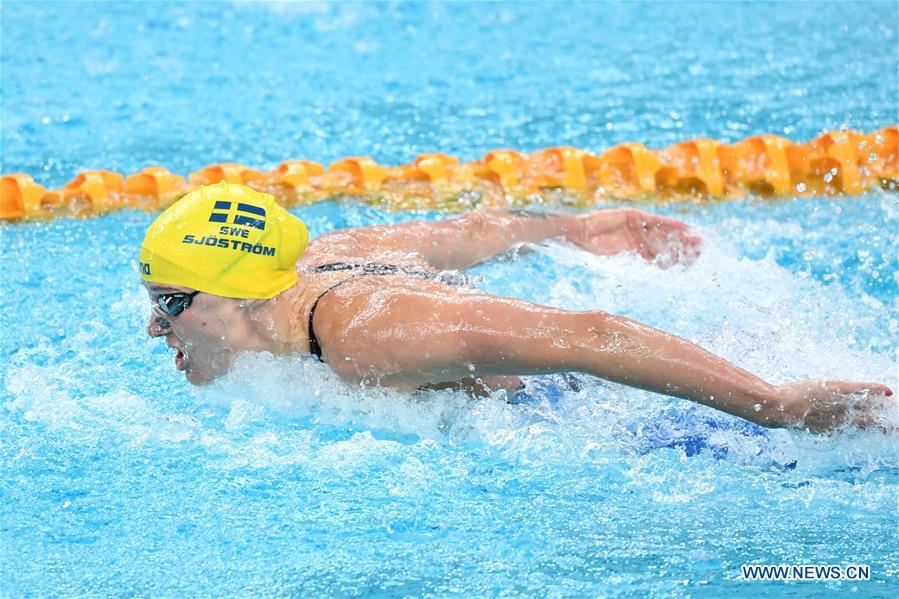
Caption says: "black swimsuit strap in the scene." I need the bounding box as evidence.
[307,278,354,361]
[306,262,449,362]
[311,262,435,279]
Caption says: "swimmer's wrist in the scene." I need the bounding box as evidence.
[559,213,584,245]
[502,209,581,243]
[740,385,790,428]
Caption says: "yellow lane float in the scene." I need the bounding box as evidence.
[1,127,896,221]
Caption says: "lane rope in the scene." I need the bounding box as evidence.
[1,127,896,221]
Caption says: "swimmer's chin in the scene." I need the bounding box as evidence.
[184,366,226,386]
[182,351,237,385]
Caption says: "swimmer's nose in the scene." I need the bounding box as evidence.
[147,312,171,337]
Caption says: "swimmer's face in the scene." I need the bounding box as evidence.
[145,283,248,385]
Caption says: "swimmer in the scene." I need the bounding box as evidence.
[142,182,893,434]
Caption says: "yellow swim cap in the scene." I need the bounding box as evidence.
[139,182,308,299]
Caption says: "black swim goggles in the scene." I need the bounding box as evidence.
[154,290,201,317]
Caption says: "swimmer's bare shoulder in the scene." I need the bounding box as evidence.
[301,276,467,379]
[298,220,540,394]
[305,275,563,390]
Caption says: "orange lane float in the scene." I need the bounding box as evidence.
[326,157,388,195]
[527,147,588,191]
[30,170,124,215]
[656,139,726,198]
[381,154,484,210]
[125,167,186,209]
[717,135,792,197]
[1,126,896,221]
[586,143,662,199]
[866,127,897,180]
[1,174,48,219]
[249,160,326,204]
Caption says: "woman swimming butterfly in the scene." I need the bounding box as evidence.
[141,182,893,434]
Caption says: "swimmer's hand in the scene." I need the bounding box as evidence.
[566,208,702,267]
[771,380,895,434]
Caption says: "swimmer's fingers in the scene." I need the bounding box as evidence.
[849,412,898,434]
[644,228,703,268]
[826,380,893,397]
[842,389,896,433]
[782,379,893,399]
[573,209,701,266]
[665,229,703,266]
[779,379,896,434]
[629,211,703,266]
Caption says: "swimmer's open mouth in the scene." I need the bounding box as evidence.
[167,339,187,372]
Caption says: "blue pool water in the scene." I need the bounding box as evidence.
[2,2,898,597]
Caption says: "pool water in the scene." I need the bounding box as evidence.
[2,2,897,597]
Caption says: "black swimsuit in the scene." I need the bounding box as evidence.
[306,262,471,361]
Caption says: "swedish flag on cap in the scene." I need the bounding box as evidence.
[139,182,309,299]
[208,199,267,230]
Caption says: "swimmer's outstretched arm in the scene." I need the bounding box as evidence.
[308,208,701,270]
[319,285,892,434]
